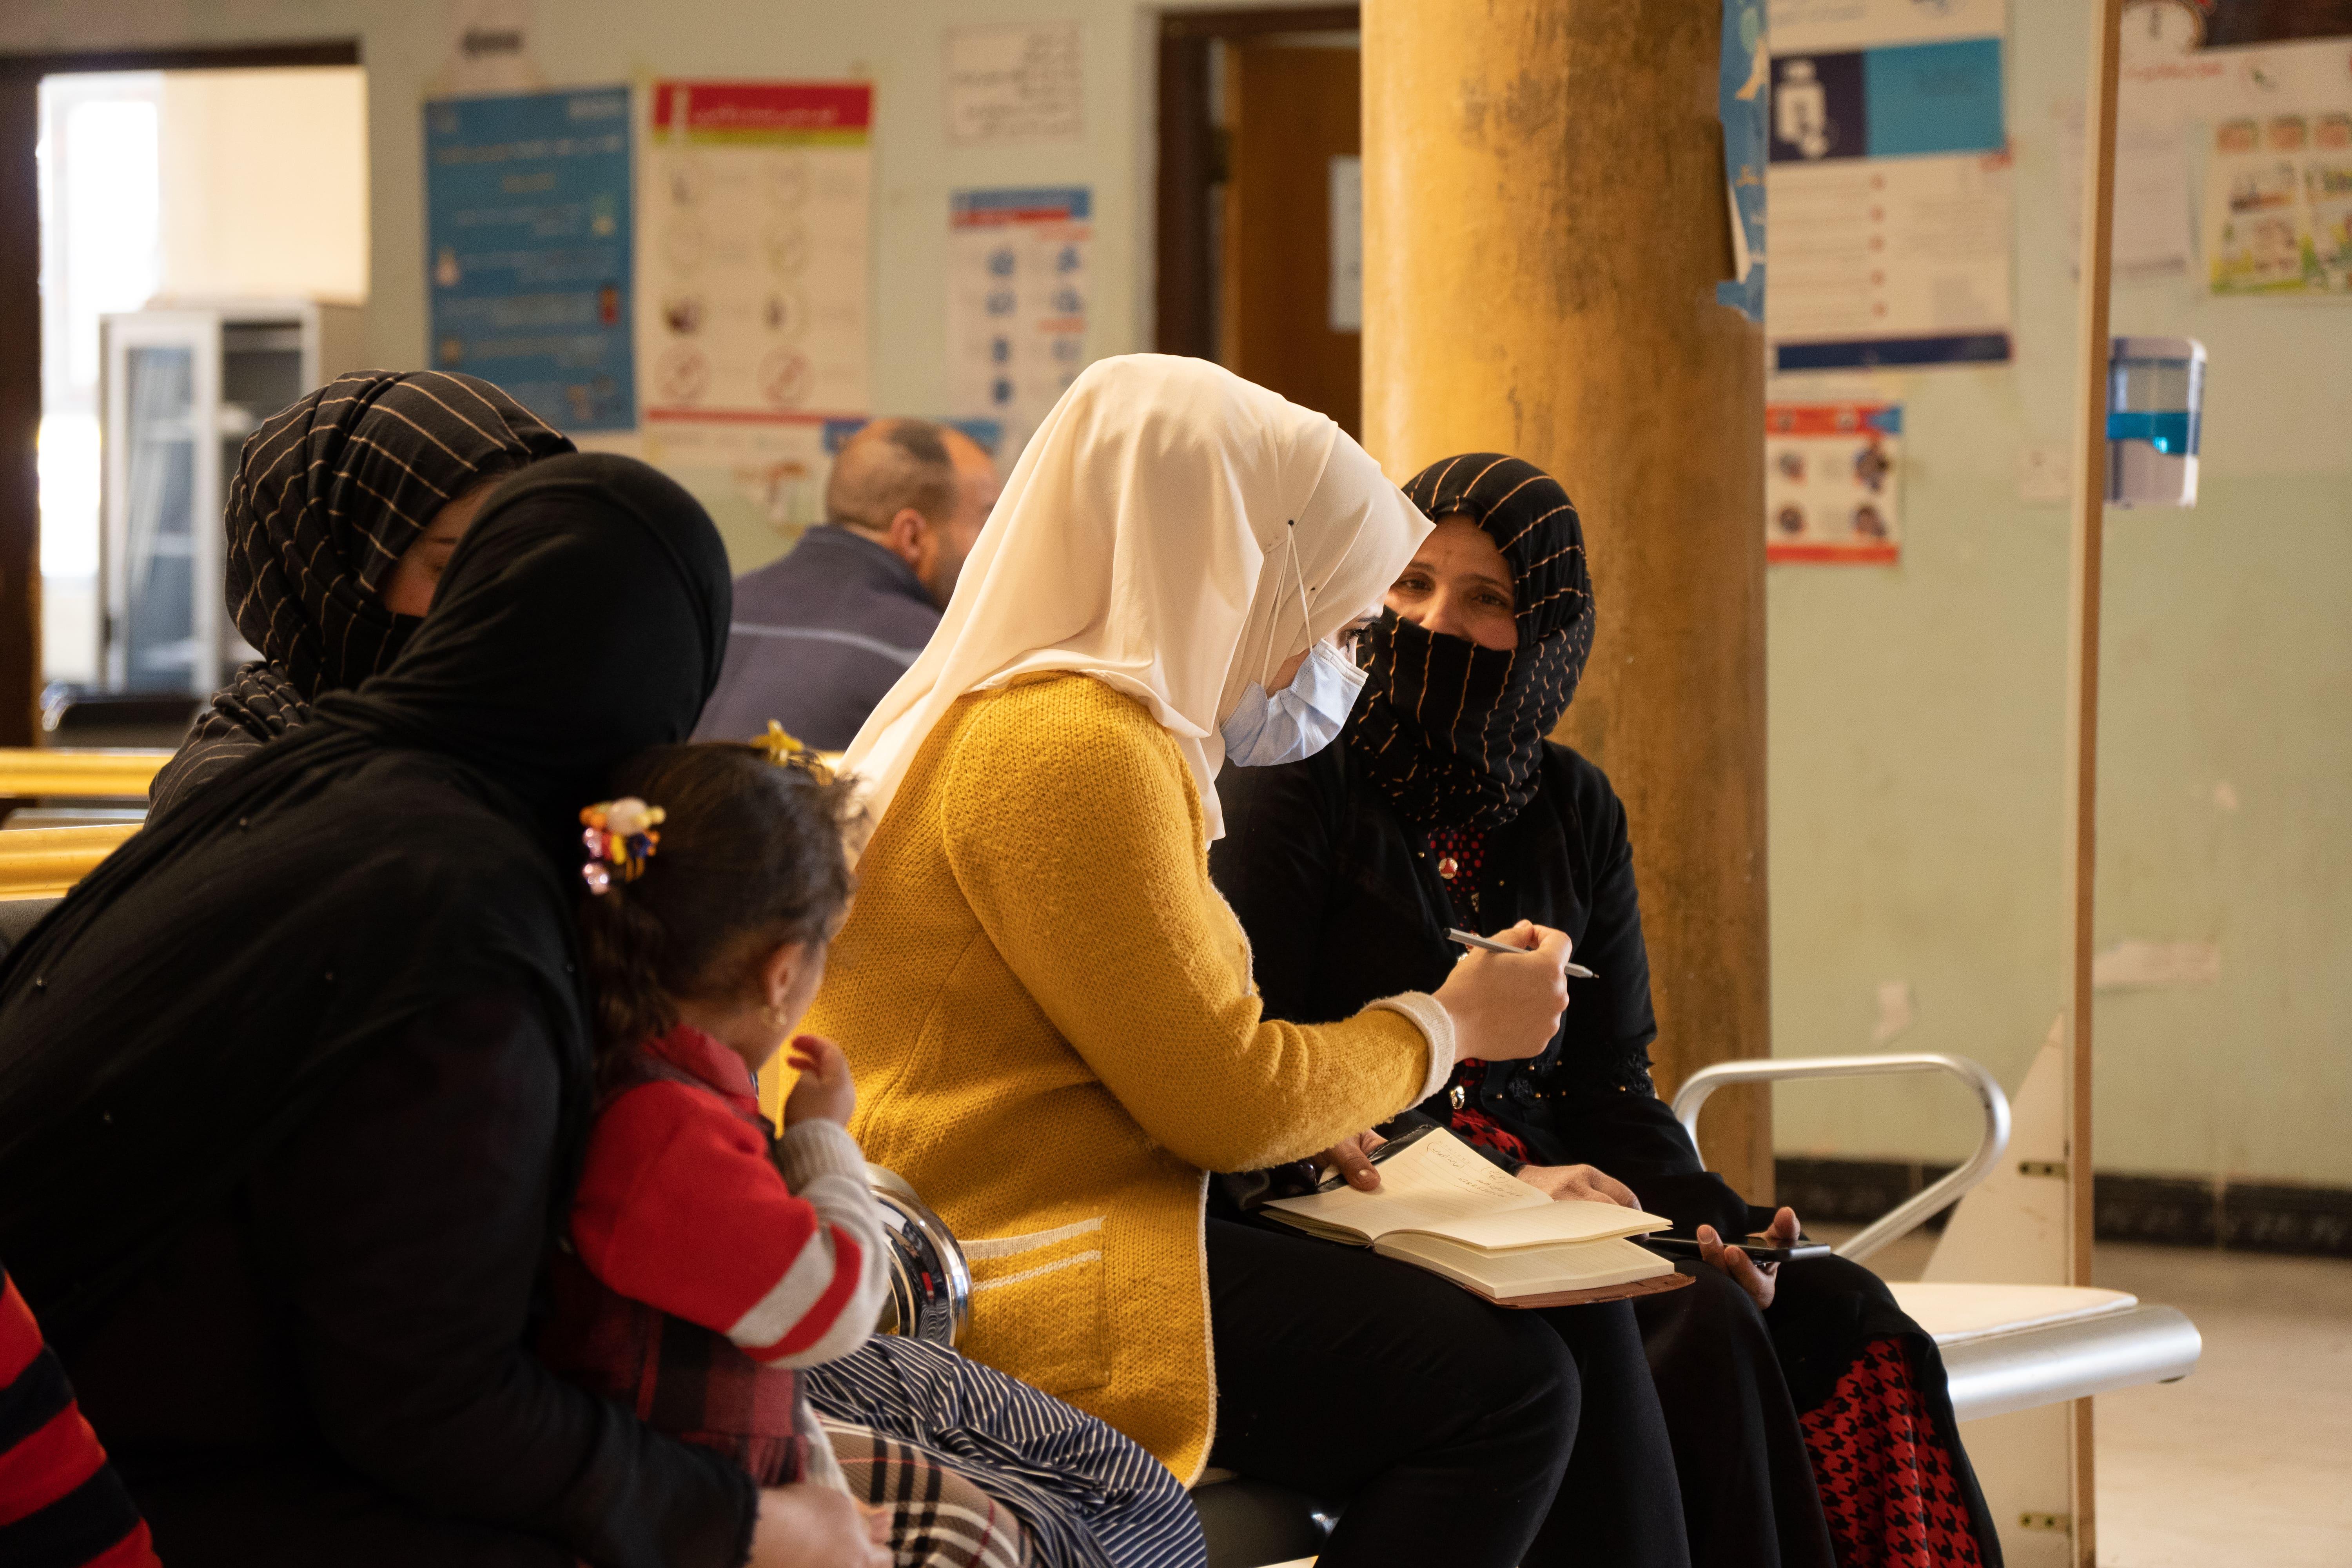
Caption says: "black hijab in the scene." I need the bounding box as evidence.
[0,454,730,1338]
[152,372,576,814]
[1345,454,1595,829]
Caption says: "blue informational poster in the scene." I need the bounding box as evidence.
[1766,0,2013,372]
[423,87,635,431]
[1718,0,1768,322]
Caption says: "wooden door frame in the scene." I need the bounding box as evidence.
[1153,5,1358,361]
[0,40,361,748]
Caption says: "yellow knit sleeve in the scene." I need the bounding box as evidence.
[938,678,1433,1173]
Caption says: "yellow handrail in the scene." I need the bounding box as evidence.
[0,749,170,799]
[0,824,139,898]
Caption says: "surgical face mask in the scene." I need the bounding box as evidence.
[1221,637,1368,767]
[1221,521,1369,768]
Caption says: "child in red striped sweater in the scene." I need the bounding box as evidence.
[536,740,898,1566]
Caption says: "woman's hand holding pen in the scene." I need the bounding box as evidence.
[1432,920,1572,1062]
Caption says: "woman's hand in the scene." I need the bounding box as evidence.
[1698,1206,1801,1310]
[782,1034,857,1129]
[747,1483,890,1568]
[1431,920,1573,1062]
[1513,1163,1640,1208]
[1314,1129,1389,1192]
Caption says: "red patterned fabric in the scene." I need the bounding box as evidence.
[1446,1102,1530,1163]
[1423,824,1489,922]
[1800,1338,1985,1568]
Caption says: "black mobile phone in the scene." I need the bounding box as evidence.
[1312,1121,1440,1191]
[1640,1232,1833,1265]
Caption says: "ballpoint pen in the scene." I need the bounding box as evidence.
[1446,927,1597,980]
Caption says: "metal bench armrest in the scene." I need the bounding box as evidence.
[1670,1053,2012,1265]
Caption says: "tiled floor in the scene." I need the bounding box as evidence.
[1834,1228,2352,1567]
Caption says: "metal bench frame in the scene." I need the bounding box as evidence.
[1671,1052,2012,1263]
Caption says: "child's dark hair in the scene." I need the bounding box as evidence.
[577,742,861,1075]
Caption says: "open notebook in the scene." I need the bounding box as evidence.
[1261,1127,1688,1307]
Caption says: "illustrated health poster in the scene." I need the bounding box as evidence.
[1765,0,2013,370]
[1765,401,1903,564]
[948,187,1091,465]
[2081,2,2352,289]
[637,81,872,424]
[633,81,871,569]
[2207,110,2352,294]
[424,86,635,431]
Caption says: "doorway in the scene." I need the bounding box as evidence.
[0,41,365,748]
[1155,7,1361,434]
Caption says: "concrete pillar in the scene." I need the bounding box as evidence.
[1362,0,1772,1197]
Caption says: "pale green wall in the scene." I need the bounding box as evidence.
[1765,0,2352,1185]
[7,0,2342,1184]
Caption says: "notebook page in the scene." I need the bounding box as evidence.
[1408,1200,1673,1252]
[1377,1234,1673,1295]
[1263,1127,1548,1241]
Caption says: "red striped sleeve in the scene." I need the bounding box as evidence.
[0,1268,160,1568]
[571,1081,858,1348]
[737,1228,865,1362]
[0,1405,107,1528]
[84,1521,161,1568]
[0,1274,42,1385]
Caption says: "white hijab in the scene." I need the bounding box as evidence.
[841,354,1432,842]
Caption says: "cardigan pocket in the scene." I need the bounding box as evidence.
[961,1217,1109,1396]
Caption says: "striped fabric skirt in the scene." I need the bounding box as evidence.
[804,1337,1206,1568]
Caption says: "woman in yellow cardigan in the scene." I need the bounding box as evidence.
[805,356,1684,1568]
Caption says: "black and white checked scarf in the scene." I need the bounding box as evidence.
[225,368,574,699]
[152,371,573,816]
[1345,453,1595,830]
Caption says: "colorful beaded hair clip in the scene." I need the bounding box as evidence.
[580,796,666,894]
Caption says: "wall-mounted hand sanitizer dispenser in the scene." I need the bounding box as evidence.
[2107,336,2205,508]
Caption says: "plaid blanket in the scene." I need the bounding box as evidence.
[805,1337,1205,1568]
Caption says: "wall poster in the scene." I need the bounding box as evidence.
[944,22,1085,147]
[1720,0,1769,322]
[947,187,1091,466]
[2207,109,2352,293]
[1765,0,2013,371]
[2082,2,2352,290]
[1765,401,1903,564]
[424,85,635,431]
[635,80,873,554]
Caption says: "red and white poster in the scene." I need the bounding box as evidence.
[634,80,871,561]
[1765,402,1903,565]
[636,80,872,426]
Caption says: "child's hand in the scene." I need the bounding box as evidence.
[782,1034,857,1128]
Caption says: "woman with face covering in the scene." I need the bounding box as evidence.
[149,368,575,817]
[802,357,1691,1568]
[111,372,1201,1568]
[0,455,889,1567]
[1210,455,2004,1568]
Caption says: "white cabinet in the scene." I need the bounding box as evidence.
[98,299,363,694]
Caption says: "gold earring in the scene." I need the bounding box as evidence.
[761,1001,789,1029]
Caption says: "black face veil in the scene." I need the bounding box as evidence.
[0,454,731,1337]
[1344,454,1596,830]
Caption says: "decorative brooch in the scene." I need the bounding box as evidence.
[580,796,666,894]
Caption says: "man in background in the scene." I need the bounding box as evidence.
[696,418,1001,749]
